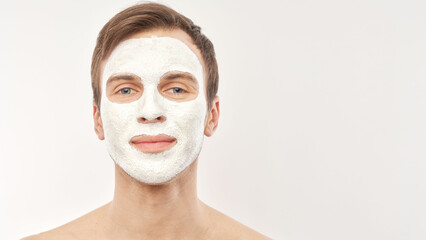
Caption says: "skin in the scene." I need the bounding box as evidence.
[22,29,271,240]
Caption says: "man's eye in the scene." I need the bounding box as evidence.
[171,88,185,94]
[119,88,132,95]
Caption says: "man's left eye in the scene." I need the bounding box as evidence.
[119,88,132,95]
[171,88,185,94]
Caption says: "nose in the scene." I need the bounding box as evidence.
[137,87,166,124]
[138,115,166,124]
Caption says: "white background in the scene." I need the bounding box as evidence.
[1,0,425,239]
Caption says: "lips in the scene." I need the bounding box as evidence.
[130,134,177,153]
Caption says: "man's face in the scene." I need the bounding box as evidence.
[96,29,210,184]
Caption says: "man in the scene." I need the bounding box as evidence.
[23,3,270,240]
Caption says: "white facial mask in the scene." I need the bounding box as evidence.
[100,37,207,184]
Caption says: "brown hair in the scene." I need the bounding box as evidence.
[91,2,218,109]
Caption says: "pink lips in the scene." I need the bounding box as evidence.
[130,134,177,153]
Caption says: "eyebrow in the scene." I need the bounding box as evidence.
[107,74,141,85]
[161,71,198,85]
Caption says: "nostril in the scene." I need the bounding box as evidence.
[138,116,166,123]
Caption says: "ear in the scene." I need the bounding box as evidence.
[93,103,105,140]
[204,96,220,137]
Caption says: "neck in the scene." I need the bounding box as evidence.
[105,159,209,239]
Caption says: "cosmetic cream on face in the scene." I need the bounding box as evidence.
[100,37,206,184]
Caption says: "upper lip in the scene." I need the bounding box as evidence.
[130,134,176,143]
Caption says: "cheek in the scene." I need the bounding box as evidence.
[101,101,138,130]
[171,101,207,133]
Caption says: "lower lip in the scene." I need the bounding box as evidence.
[131,140,177,153]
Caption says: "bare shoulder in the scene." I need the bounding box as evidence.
[21,203,109,240]
[202,202,272,240]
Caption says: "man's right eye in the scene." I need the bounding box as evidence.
[119,88,132,95]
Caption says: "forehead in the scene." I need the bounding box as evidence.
[104,37,201,77]
[102,29,205,70]
[100,29,206,85]
[125,29,204,64]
